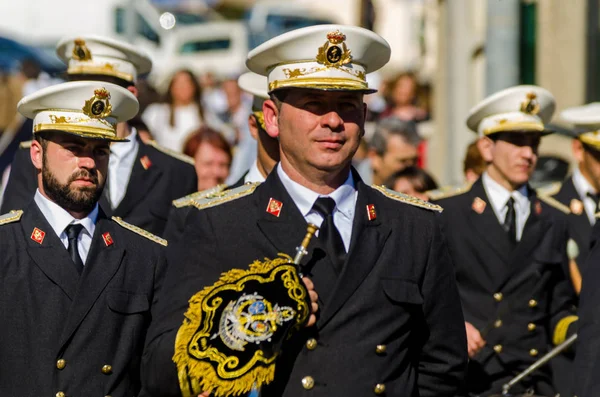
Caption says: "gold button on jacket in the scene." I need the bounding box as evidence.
[529,299,538,307]
[305,338,317,350]
[493,292,503,302]
[102,364,113,375]
[375,344,387,354]
[493,344,503,353]
[56,392,66,397]
[374,383,386,394]
[528,323,536,331]
[56,359,66,370]
[302,376,315,390]
[529,349,539,357]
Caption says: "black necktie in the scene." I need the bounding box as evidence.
[587,192,600,215]
[65,224,85,273]
[312,197,346,274]
[503,197,517,244]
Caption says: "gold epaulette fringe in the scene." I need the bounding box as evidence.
[372,185,443,212]
[172,184,227,208]
[0,210,23,225]
[147,140,195,165]
[190,182,260,211]
[111,216,168,246]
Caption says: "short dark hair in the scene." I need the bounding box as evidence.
[370,116,421,155]
[384,166,438,193]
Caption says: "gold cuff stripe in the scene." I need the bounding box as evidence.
[68,65,134,82]
[553,315,578,345]
[483,122,545,136]
[269,77,370,92]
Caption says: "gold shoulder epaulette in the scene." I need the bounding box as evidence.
[190,182,260,211]
[371,185,443,212]
[172,184,227,208]
[19,140,32,149]
[0,209,23,225]
[147,140,195,165]
[111,216,168,246]
[425,184,471,201]
[538,195,570,214]
[536,181,562,197]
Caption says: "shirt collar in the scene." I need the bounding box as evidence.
[244,161,266,184]
[573,166,597,198]
[482,172,529,212]
[276,163,356,219]
[110,127,139,159]
[34,189,98,239]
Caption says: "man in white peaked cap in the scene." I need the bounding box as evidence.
[142,25,467,397]
[0,81,168,396]
[1,35,198,237]
[436,85,577,396]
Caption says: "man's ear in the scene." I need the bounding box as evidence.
[572,139,585,163]
[127,85,139,98]
[30,140,44,171]
[248,115,259,141]
[263,100,280,139]
[476,136,494,163]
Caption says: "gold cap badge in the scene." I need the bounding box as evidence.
[82,88,112,119]
[520,92,540,115]
[72,38,92,61]
[316,30,352,67]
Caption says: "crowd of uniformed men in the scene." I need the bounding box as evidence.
[4,22,600,397]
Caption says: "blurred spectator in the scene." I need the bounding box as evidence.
[219,77,252,145]
[19,58,61,97]
[199,72,228,118]
[384,166,438,201]
[463,140,486,183]
[142,69,207,153]
[381,72,428,122]
[356,116,422,185]
[0,72,22,134]
[183,126,232,191]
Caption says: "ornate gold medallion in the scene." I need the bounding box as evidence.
[72,38,92,61]
[520,92,540,115]
[316,30,352,67]
[82,88,112,119]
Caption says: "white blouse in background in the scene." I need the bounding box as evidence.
[142,103,204,153]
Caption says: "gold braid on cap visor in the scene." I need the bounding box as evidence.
[483,121,545,136]
[269,77,369,92]
[252,111,266,130]
[579,132,600,150]
[67,64,134,83]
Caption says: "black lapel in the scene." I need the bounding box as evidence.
[466,178,513,265]
[22,202,80,300]
[112,141,163,217]
[318,177,390,327]
[553,177,592,248]
[496,192,549,291]
[255,171,311,256]
[58,212,125,348]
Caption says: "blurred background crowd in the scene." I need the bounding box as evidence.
[0,0,594,200]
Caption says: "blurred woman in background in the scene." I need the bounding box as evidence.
[143,69,206,153]
[381,72,429,122]
[183,126,232,191]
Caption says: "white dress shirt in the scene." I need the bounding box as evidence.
[482,172,530,242]
[34,189,98,265]
[572,167,598,225]
[244,161,267,184]
[108,128,139,209]
[277,164,358,251]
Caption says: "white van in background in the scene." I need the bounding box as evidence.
[0,0,248,88]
